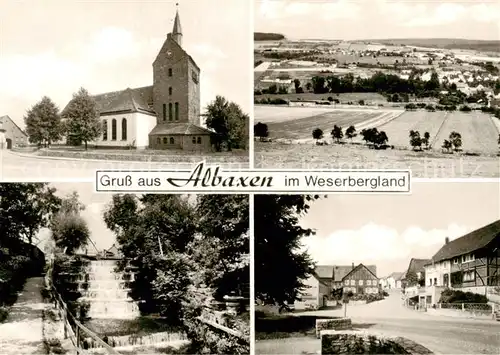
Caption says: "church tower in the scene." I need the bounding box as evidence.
[152,4,201,128]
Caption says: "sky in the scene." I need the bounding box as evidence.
[255,0,500,41]
[299,181,500,277]
[0,0,252,129]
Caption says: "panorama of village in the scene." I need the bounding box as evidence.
[254,31,500,177]
[254,187,500,355]
[0,183,250,355]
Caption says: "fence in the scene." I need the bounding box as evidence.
[48,280,122,355]
[439,303,493,312]
[198,305,250,344]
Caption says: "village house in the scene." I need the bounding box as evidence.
[340,263,379,295]
[294,272,330,310]
[0,115,28,149]
[62,8,212,151]
[423,220,500,306]
[381,272,405,290]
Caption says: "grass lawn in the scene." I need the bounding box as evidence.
[254,141,500,178]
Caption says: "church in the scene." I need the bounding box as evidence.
[64,8,213,151]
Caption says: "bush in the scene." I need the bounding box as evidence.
[0,307,8,322]
[439,289,488,304]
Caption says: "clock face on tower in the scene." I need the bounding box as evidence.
[167,50,172,57]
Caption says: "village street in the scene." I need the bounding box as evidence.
[0,150,248,181]
[256,291,500,354]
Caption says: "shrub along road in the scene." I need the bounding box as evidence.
[256,291,500,354]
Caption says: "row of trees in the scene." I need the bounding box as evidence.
[102,194,250,354]
[24,91,248,152]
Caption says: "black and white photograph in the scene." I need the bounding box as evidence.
[253,0,500,178]
[254,182,500,354]
[0,0,251,180]
[0,183,250,354]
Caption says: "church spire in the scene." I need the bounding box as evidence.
[172,3,182,47]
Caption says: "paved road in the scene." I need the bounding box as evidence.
[256,291,500,354]
[0,277,46,354]
[0,150,248,181]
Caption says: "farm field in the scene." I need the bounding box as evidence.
[433,111,500,153]
[254,141,500,178]
[377,111,500,153]
[376,111,449,148]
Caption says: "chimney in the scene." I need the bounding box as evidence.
[352,262,355,270]
[445,237,450,244]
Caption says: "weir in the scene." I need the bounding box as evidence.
[77,259,140,320]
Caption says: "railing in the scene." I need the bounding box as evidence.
[198,306,249,344]
[48,281,122,355]
[439,303,492,312]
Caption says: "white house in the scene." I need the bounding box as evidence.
[294,272,330,311]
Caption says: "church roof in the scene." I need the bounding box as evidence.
[172,9,182,36]
[149,122,213,136]
[62,86,155,116]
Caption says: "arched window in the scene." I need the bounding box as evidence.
[163,137,167,144]
[169,103,173,121]
[169,87,172,95]
[168,68,172,77]
[197,137,201,144]
[170,137,174,144]
[111,119,117,140]
[192,137,196,144]
[102,120,108,140]
[163,104,167,121]
[175,102,179,120]
[121,118,127,140]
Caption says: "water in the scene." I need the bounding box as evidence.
[78,260,140,319]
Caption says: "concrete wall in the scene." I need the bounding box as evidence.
[316,318,352,338]
[321,330,434,354]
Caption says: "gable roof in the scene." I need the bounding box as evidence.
[149,122,212,136]
[62,86,156,117]
[343,263,378,280]
[388,272,405,281]
[431,220,500,263]
[0,115,28,137]
[405,258,431,276]
[332,264,377,281]
[315,265,334,279]
[154,35,199,71]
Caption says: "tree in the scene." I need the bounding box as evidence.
[331,125,343,143]
[63,87,101,150]
[50,192,89,254]
[254,195,322,306]
[312,128,323,143]
[409,130,422,151]
[293,79,301,93]
[449,131,462,151]
[442,139,453,153]
[205,96,249,152]
[103,194,197,315]
[345,125,357,142]
[192,195,249,300]
[0,183,61,249]
[423,132,430,149]
[24,96,63,147]
[254,122,269,141]
[404,270,419,287]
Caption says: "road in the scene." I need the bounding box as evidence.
[256,291,500,354]
[0,278,46,355]
[0,150,248,181]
